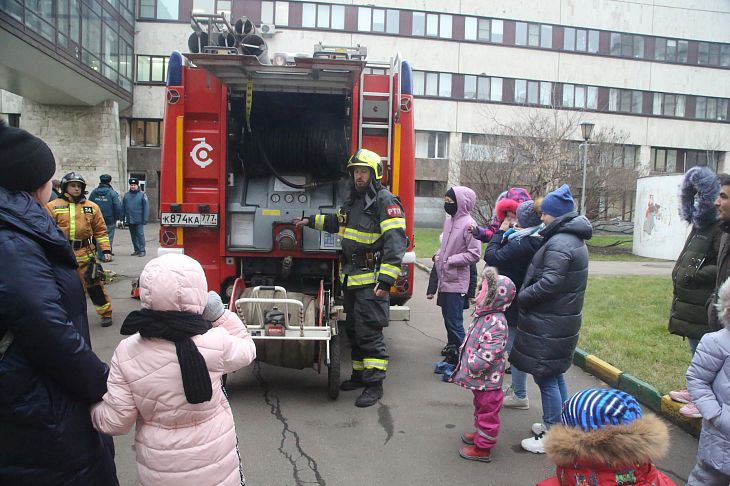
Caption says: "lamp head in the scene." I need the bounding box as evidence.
[579,121,595,141]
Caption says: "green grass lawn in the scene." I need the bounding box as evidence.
[415,228,665,262]
[581,276,690,395]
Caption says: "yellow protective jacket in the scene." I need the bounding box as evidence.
[46,196,111,256]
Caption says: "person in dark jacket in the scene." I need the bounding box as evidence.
[50,178,61,201]
[708,173,730,332]
[509,184,592,454]
[89,174,124,260]
[122,177,149,257]
[0,121,118,485]
[484,199,544,411]
[667,167,721,418]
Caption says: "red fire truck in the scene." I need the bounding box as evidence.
[157,14,416,398]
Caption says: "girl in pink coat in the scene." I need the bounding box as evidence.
[91,253,256,486]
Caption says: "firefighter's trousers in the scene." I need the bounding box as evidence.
[75,247,112,318]
[343,285,389,384]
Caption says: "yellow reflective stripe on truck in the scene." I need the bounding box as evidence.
[176,115,184,245]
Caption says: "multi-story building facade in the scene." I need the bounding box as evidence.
[2,1,729,225]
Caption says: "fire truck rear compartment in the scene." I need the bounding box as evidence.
[230,91,351,178]
[226,91,351,294]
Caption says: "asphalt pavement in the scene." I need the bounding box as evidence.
[90,227,693,486]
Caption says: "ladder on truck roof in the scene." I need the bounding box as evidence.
[359,54,402,185]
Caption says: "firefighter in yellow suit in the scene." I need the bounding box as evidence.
[47,172,114,327]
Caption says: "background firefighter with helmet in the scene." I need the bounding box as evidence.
[47,172,114,327]
[295,148,407,408]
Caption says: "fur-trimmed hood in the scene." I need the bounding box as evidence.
[544,414,669,466]
[679,166,719,229]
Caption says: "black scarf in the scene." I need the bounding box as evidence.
[121,309,213,404]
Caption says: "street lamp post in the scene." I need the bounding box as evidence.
[579,121,595,216]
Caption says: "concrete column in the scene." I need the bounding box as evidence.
[446,131,463,188]
[21,100,124,189]
[636,145,653,177]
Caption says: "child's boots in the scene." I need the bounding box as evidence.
[459,445,492,463]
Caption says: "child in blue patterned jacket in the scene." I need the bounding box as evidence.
[450,266,515,463]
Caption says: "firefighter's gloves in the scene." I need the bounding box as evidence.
[202,291,225,322]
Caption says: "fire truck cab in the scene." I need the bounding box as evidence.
[157,14,416,398]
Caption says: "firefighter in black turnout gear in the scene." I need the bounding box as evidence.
[295,149,407,407]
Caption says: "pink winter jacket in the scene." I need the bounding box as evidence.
[90,254,256,486]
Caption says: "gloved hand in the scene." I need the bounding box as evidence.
[470,225,481,237]
[202,291,225,322]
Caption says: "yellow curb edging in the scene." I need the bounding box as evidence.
[584,355,622,387]
[660,395,702,435]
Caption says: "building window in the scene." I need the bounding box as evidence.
[610,33,644,59]
[415,180,447,197]
[464,17,504,44]
[416,131,449,159]
[412,12,451,39]
[138,0,179,20]
[463,17,503,43]
[562,84,598,110]
[355,7,398,33]
[654,38,688,63]
[515,22,551,48]
[685,149,719,172]
[192,0,231,17]
[695,97,728,121]
[464,75,502,102]
[130,119,163,147]
[698,42,730,67]
[515,79,552,105]
[609,89,643,114]
[650,148,678,173]
[564,27,599,53]
[412,71,452,98]
[261,1,289,26]
[652,93,686,117]
[136,55,168,83]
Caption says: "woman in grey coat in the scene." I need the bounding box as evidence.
[686,276,730,485]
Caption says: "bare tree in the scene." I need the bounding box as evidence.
[459,105,637,223]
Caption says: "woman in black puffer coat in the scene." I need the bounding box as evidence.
[0,121,118,485]
[509,184,592,454]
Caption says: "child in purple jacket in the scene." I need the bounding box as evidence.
[433,186,482,357]
[450,266,516,463]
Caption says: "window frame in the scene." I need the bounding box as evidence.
[135,54,168,84]
[260,1,290,26]
[129,119,163,147]
[415,131,449,159]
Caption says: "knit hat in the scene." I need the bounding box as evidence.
[541,184,575,217]
[0,120,56,192]
[495,197,520,220]
[562,388,643,431]
[516,200,541,228]
[100,174,112,184]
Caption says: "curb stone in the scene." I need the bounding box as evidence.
[413,262,701,436]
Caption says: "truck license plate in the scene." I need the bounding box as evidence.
[160,212,218,227]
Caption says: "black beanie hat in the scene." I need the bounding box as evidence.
[100,174,112,184]
[0,120,56,192]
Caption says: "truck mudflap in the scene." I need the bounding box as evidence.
[331,305,410,322]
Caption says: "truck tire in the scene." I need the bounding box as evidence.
[327,333,341,400]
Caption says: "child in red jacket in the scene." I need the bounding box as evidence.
[538,388,675,486]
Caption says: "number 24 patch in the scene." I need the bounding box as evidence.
[83,206,94,214]
[386,205,402,217]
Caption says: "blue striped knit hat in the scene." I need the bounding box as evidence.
[562,388,643,431]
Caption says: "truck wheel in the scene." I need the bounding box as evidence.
[327,333,341,400]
